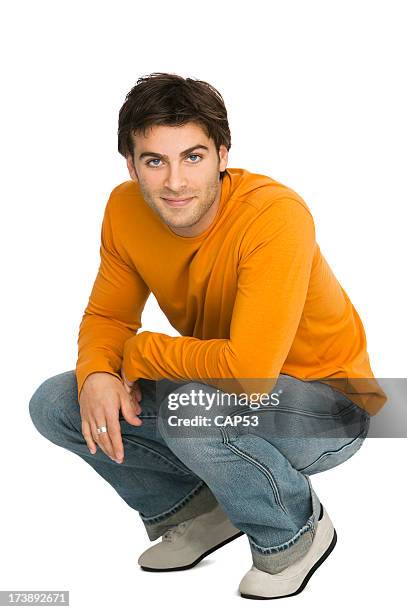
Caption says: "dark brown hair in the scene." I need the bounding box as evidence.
[117,72,231,180]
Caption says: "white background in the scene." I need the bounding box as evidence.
[1,0,406,609]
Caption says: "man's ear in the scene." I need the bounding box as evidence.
[218,144,229,172]
[126,155,139,182]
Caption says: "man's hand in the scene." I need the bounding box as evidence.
[79,372,143,463]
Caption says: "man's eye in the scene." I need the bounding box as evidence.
[146,158,161,167]
[146,154,202,168]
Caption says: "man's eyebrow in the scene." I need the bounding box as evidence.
[138,144,209,161]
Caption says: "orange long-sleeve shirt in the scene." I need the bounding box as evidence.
[76,168,387,416]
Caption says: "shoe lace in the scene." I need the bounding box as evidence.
[162,519,192,542]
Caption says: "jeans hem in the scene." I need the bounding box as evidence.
[140,481,218,541]
[249,476,321,573]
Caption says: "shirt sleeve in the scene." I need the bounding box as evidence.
[122,198,316,396]
[75,194,151,402]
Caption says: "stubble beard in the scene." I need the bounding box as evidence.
[137,167,221,229]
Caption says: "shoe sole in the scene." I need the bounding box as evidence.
[240,528,338,600]
[140,530,245,572]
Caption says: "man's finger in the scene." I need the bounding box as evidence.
[133,381,142,402]
[129,391,142,414]
[121,393,143,427]
[106,415,125,462]
[91,421,116,462]
[82,420,97,454]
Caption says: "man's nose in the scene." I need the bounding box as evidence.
[163,165,188,192]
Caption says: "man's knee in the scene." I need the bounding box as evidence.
[29,370,78,441]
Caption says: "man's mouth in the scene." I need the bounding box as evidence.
[161,197,195,208]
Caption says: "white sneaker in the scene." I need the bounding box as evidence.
[138,503,244,571]
[239,504,337,599]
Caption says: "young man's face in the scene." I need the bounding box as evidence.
[126,122,228,237]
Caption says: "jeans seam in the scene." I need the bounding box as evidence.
[296,425,367,472]
[220,427,289,515]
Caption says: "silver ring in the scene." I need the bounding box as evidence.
[96,425,108,434]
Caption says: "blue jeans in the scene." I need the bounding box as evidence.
[28,370,370,573]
